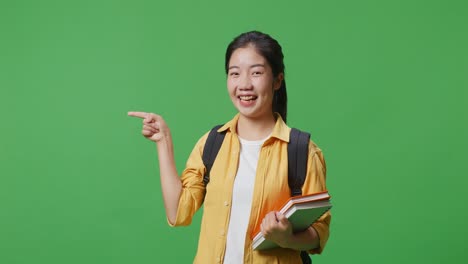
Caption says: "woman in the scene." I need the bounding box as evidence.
[128,31,331,263]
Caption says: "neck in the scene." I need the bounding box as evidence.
[236,113,276,141]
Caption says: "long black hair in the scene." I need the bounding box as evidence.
[225,31,288,123]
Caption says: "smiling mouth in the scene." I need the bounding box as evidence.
[239,95,257,101]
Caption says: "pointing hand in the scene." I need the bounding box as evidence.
[128,111,170,143]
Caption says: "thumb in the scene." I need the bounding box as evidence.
[276,212,288,225]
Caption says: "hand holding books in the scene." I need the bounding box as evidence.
[252,191,332,250]
[260,211,294,248]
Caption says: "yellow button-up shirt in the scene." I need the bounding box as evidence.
[170,114,331,263]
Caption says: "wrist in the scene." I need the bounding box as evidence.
[279,227,319,251]
[278,232,295,249]
[156,132,172,145]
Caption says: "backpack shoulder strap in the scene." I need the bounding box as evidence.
[288,128,311,197]
[202,125,225,186]
[288,128,313,263]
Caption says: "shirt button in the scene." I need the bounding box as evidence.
[220,230,225,236]
[224,201,229,206]
[216,257,221,263]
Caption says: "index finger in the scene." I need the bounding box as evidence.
[127,111,147,119]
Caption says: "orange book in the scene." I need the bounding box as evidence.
[252,191,332,250]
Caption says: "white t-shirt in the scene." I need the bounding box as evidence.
[223,135,268,264]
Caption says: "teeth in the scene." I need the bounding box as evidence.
[240,95,256,101]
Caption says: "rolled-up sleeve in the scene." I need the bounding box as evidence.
[168,133,208,227]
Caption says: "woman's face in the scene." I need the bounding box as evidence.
[227,45,282,121]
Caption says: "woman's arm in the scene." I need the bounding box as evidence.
[260,148,330,252]
[128,112,182,224]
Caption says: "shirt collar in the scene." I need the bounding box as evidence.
[217,113,290,142]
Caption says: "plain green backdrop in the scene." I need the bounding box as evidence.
[1,0,467,263]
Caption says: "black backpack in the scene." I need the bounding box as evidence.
[202,125,313,264]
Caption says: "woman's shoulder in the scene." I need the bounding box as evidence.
[288,126,322,152]
[194,122,229,149]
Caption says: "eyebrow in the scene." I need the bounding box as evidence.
[228,64,266,70]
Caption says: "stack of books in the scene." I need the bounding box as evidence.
[252,191,332,250]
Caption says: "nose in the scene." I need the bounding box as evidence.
[238,74,253,90]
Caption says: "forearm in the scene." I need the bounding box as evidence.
[156,136,182,225]
[281,226,320,251]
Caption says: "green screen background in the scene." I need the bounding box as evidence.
[1,0,467,263]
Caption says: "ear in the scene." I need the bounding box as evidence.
[274,73,284,91]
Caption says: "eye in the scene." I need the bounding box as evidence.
[252,71,263,76]
[229,72,239,77]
